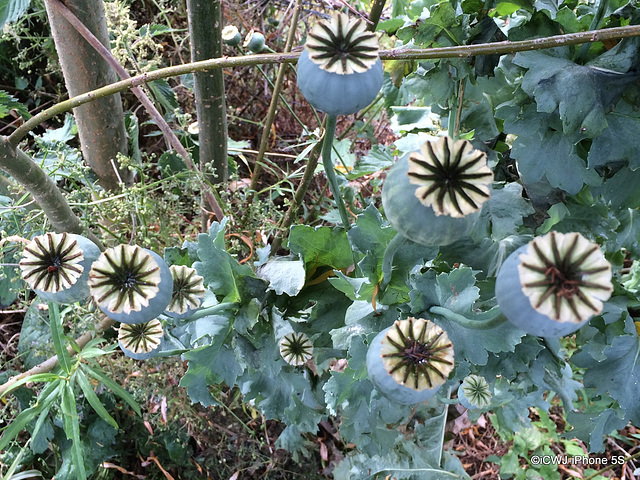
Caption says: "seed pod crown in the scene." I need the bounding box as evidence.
[407,136,493,218]
[379,318,455,391]
[305,13,379,75]
[517,231,613,323]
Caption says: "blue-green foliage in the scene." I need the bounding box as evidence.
[6,0,640,476]
[173,0,640,470]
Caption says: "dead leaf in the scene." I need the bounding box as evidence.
[101,462,146,479]
[161,396,168,425]
[320,441,328,462]
[144,452,175,480]
[143,420,154,435]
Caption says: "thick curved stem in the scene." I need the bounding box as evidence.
[380,232,407,292]
[429,305,507,330]
[322,114,351,229]
[9,24,640,145]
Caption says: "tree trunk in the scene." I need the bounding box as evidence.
[44,0,131,191]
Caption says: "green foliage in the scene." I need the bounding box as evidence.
[0,90,29,119]
[514,45,640,137]
[17,301,53,369]
[573,325,640,425]
[1,304,141,478]
[288,225,353,270]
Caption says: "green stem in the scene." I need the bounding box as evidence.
[322,114,351,229]
[185,302,239,321]
[48,302,72,375]
[447,96,456,139]
[9,25,640,145]
[271,139,323,254]
[584,450,640,480]
[338,96,384,146]
[187,0,227,189]
[380,232,407,292]
[0,315,115,398]
[254,64,307,129]
[436,386,451,468]
[368,0,387,31]
[429,306,507,330]
[436,394,460,404]
[215,393,254,435]
[577,0,608,62]
[355,101,385,143]
[149,0,186,64]
[454,79,465,138]
[248,0,303,194]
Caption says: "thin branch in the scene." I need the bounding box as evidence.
[271,139,323,253]
[584,450,640,480]
[9,24,640,146]
[46,0,224,222]
[381,26,640,60]
[5,51,290,147]
[248,0,303,194]
[0,315,115,398]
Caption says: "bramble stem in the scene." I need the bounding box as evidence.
[322,114,351,229]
